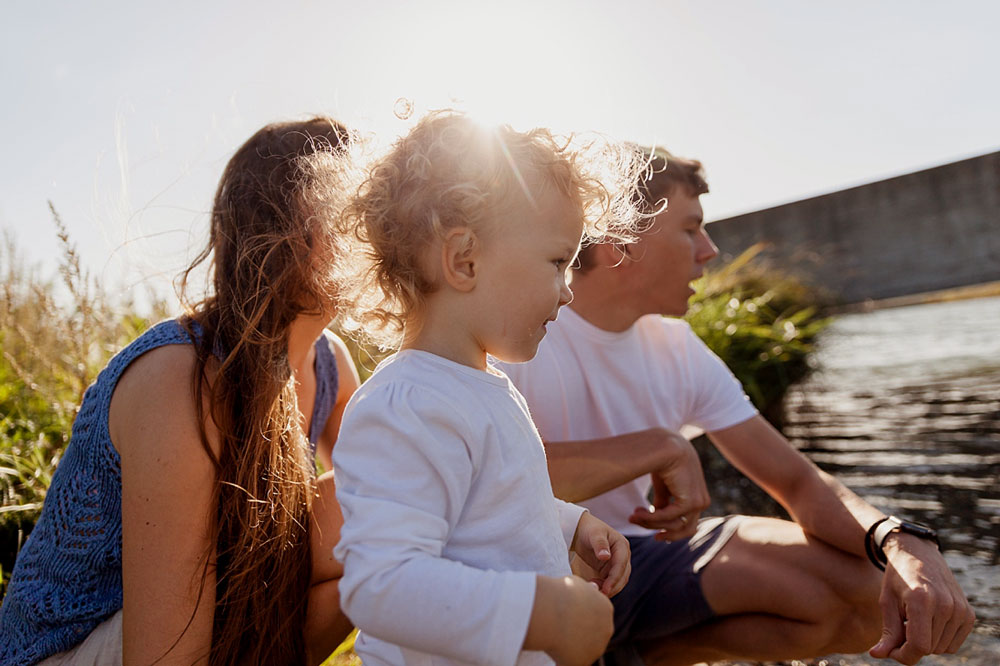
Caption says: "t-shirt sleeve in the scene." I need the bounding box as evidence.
[333,383,536,666]
[680,324,759,435]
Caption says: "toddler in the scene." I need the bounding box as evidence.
[331,112,642,666]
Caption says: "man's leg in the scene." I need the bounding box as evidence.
[638,516,882,665]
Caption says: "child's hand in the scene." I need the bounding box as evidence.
[570,511,631,597]
[524,574,614,665]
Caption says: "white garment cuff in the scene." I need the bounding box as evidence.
[486,570,539,666]
[555,500,588,549]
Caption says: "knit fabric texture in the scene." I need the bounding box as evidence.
[0,320,339,665]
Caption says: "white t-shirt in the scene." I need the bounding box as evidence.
[333,349,586,666]
[496,307,757,537]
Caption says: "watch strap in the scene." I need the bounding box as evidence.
[873,515,904,550]
[865,515,941,571]
[865,517,891,570]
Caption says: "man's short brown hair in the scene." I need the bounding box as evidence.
[575,145,708,273]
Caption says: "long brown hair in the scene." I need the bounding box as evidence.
[177,117,351,665]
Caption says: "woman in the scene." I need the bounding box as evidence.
[0,118,360,665]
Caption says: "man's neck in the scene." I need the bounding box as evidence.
[567,272,643,333]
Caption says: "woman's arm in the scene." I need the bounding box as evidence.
[112,345,219,666]
[306,333,360,663]
[305,471,354,665]
[314,333,361,471]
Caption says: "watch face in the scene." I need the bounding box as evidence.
[874,516,940,550]
[900,521,937,540]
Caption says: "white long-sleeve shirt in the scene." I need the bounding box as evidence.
[333,350,585,666]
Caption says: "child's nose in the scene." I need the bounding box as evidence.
[559,281,574,306]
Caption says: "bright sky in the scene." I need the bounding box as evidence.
[4,0,999,304]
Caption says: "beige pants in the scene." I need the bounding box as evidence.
[38,610,122,666]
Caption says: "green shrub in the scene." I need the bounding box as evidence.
[685,244,832,518]
[686,244,831,418]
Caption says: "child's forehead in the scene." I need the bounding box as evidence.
[498,167,582,215]
[489,183,584,241]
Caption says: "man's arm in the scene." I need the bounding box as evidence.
[543,428,709,540]
[707,416,882,549]
[708,415,975,663]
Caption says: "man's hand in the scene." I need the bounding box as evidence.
[627,430,709,541]
[869,533,975,665]
[570,511,631,597]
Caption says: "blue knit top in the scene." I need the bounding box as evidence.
[0,319,340,665]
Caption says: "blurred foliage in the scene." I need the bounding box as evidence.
[686,243,832,519]
[686,243,831,420]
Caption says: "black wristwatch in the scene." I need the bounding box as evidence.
[864,516,940,571]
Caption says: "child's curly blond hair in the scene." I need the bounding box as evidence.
[315,110,646,349]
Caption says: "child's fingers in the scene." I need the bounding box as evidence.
[589,531,612,561]
[599,539,631,596]
[602,558,631,597]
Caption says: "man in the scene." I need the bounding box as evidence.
[497,147,974,665]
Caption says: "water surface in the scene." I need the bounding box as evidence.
[782,296,1000,647]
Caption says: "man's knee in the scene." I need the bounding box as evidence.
[776,546,882,654]
[701,518,881,633]
[821,571,883,652]
[791,580,878,654]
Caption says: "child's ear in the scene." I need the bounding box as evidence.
[440,227,480,292]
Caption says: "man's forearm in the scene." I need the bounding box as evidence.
[708,416,884,556]
[544,428,685,503]
[781,466,886,557]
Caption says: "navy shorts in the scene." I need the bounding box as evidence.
[600,515,743,665]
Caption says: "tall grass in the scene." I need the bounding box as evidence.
[0,205,168,596]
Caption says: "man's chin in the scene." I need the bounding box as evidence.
[659,300,691,318]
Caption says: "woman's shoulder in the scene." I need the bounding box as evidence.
[318,330,357,377]
[113,320,202,397]
[116,342,200,393]
[109,330,219,461]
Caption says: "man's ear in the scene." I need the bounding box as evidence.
[440,227,480,292]
[594,241,633,268]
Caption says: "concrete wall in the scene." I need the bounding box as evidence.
[706,151,1000,303]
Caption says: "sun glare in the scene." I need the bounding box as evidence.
[362,3,605,142]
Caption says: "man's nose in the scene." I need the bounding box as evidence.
[698,229,719,262]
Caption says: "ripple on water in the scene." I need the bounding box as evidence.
[779,296,1000,652]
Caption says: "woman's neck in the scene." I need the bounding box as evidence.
[287,313,330,374]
